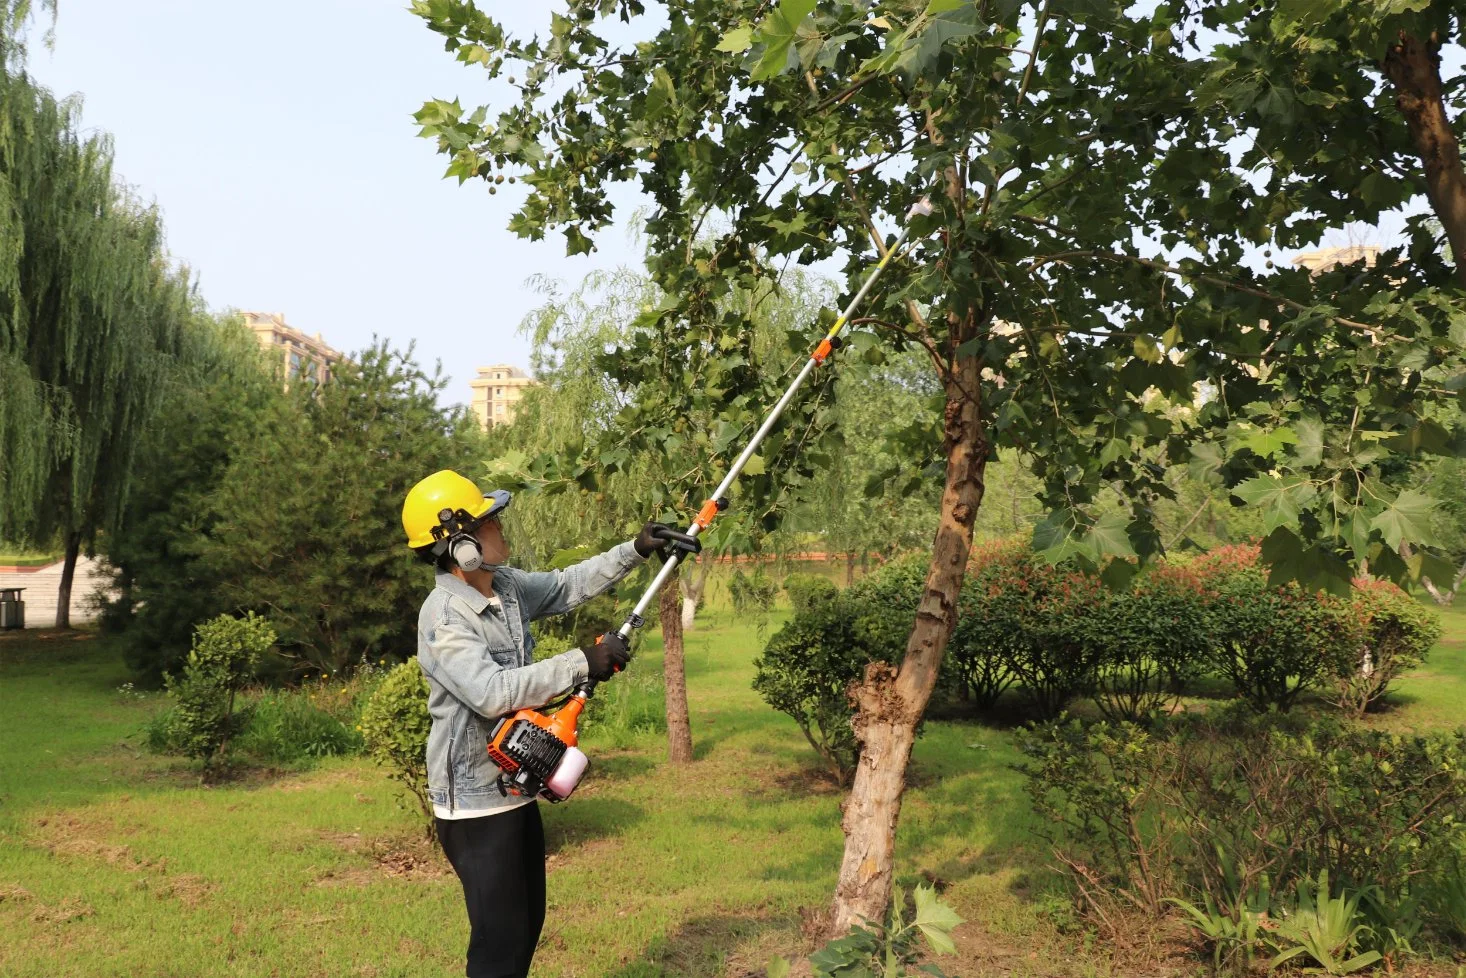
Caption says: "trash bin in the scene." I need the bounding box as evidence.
[0,587,25,629]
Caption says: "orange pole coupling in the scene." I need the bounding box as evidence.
[692,498,722,530]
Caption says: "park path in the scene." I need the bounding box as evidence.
[0,556,113,628]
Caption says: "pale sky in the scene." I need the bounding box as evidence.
[26,1,640,409]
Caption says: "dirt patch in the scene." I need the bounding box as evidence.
[768,766,844,796]
[29,896,95,925]
[28,813,216,907]
[313,829,449,887]
[0,883,33,903]
[545,835,622,873]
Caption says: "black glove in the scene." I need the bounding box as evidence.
[633,521,702,560]
[581,632,631,682]
[633,521,673,558]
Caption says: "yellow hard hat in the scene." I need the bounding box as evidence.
[402,470,512,550]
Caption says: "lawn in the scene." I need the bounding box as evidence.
[1,595,1462,978]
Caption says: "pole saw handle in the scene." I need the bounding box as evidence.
[651,525,702,557]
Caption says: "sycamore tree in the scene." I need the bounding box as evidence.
[414,0,1465,932]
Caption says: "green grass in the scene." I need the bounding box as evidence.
[0,552,59,567]
[2,595,1463,978]
[1369,599,1466,733]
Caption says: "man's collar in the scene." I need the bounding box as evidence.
[434,569,498,615]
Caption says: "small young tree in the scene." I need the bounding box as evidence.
[489,263,835,764]
[163,613,275,769]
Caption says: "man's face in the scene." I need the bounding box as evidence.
[473,516,510,568]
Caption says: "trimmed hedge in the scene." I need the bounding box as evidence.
[752,555,925,784]
[755,540,1442,772]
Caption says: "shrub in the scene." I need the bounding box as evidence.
[954,541,1101,719]
[1020,711,1466,946]
[359,661,433,837]
[752,555,924,783]
[1082,563,1211,722]
[753,594,864,783]
[784,573,838,615]
[1332,579,1441,717]
[1192,545,1359,712]
[160,612,276,767]
[531,630,576,661]
[233,690,361,765]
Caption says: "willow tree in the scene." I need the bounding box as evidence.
[0,61,196,625]
[415,0,1465,931]
[488,262,835,763]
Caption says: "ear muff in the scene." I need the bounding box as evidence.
[450,535,483,572]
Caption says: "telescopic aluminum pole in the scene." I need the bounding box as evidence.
[578,199,933,694]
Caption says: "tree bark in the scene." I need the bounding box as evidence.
[830,354,988,936]
[1382,30,1466,286]
[1401,541,1466,606]
[846,551,857,585]
[54,532,81,629]
[1420,560,1466,606]
[680,557,711,631]
[659,579,694,764]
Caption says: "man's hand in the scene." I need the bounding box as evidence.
[633,521,702,560]
[581,632,630,682]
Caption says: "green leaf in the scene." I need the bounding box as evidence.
[1292,415,1324,467]
[1132,335,1163,364]
[1098,438,1129,466]
[1084,512,1137,560]
[1259,526,1307,587]
[1239,424,1297,459]
[1101,557,1138,591]
[912,884,962,956]
[1232,475,1318,535]
[1409,549,1459,588]
[1370,489,1442,549]
[750,0,817,80]
[743,453,767,476]
[549,545,595,569]
[715,25,753,52]
[765,956,791,978]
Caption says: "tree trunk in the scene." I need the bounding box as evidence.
[846,551,856,585]
[54,532,82,629]
[659,579,694,764]
[830,355,988,936]
[680,557,711,631]
[1382,30,1466,286]
[1402,542,1466,606]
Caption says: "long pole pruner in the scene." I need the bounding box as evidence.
[577,198,933,696]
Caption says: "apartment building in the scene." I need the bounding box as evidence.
[469,364,536,429]
[243,311,343,387]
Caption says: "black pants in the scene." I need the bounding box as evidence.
[437,803,547,978]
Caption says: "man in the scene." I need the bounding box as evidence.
[401,469,677,978]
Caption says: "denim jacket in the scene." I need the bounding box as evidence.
[416,541,643,814]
